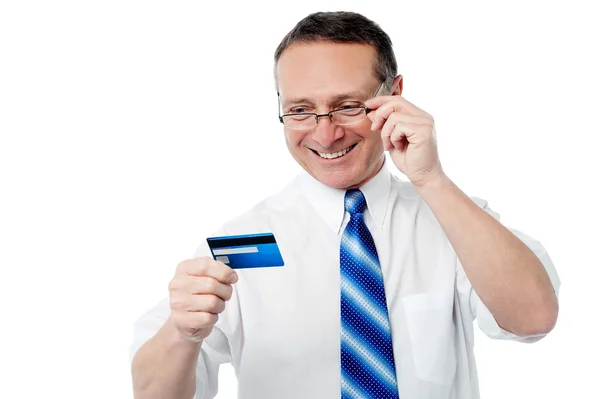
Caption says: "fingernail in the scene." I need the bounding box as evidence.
[228,272,238,284]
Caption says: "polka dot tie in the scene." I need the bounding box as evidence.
[340,189,399,399]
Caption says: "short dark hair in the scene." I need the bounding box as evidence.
[274,11,398,92]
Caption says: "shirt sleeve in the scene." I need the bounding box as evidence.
[456,196,561,343]
[129,232,238,399]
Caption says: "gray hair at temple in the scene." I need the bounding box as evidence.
[273,11,398,94]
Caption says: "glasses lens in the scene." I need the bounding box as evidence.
[331,107,367,126]
[282,107,367,130]
[282,114,315,130]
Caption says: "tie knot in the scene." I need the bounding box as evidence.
[344,189,366,215]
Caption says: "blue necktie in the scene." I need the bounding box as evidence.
[340,189,399,399]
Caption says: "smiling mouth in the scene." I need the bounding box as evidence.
[311,144,357,160]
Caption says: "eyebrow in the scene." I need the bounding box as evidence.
[282,90,368,109]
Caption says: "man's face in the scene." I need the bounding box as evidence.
[276,42,385,190]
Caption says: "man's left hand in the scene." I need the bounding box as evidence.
[365,95,445,187]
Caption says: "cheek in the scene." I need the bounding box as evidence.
[351,119,376,140]
[284,130,306,151]
[371,133,384,150]
[353,126,381,147]
[356,130,384,160]
[283,130,297,145]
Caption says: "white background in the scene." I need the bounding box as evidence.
[1,1,598,398]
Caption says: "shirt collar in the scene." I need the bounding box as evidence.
[299,157,392,234]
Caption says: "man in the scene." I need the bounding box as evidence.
[130,11,560,399]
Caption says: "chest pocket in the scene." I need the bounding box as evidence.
[402,290,457,387]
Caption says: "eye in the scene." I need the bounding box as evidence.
[335,103,360,111]
[290,107,311,114]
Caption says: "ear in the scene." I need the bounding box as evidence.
[390,75,403,95]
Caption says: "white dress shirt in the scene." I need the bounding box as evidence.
[130,159,561,399]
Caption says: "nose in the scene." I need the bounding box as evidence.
[313,115,344,149]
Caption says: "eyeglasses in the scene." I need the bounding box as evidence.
[278,82,385,131]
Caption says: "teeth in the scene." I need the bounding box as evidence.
[318,145,353,159]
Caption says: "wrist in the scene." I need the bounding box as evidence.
[413,169,451,193]
[167,317,204,350]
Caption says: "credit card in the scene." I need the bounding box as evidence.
[206,232,284,269]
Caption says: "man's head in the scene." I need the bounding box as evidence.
[274,11,403,189]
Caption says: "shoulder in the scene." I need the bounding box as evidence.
[389,173,420,201]
[389,173,497,217]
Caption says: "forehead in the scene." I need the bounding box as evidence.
[276,42,379,103]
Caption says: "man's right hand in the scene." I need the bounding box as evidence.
[168,256,239,342]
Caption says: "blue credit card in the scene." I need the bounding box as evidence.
[206,232,284,269]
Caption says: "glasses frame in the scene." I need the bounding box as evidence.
[278,82,386,130]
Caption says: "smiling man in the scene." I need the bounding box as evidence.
[130,11,560,399]
[277,41,387,190]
